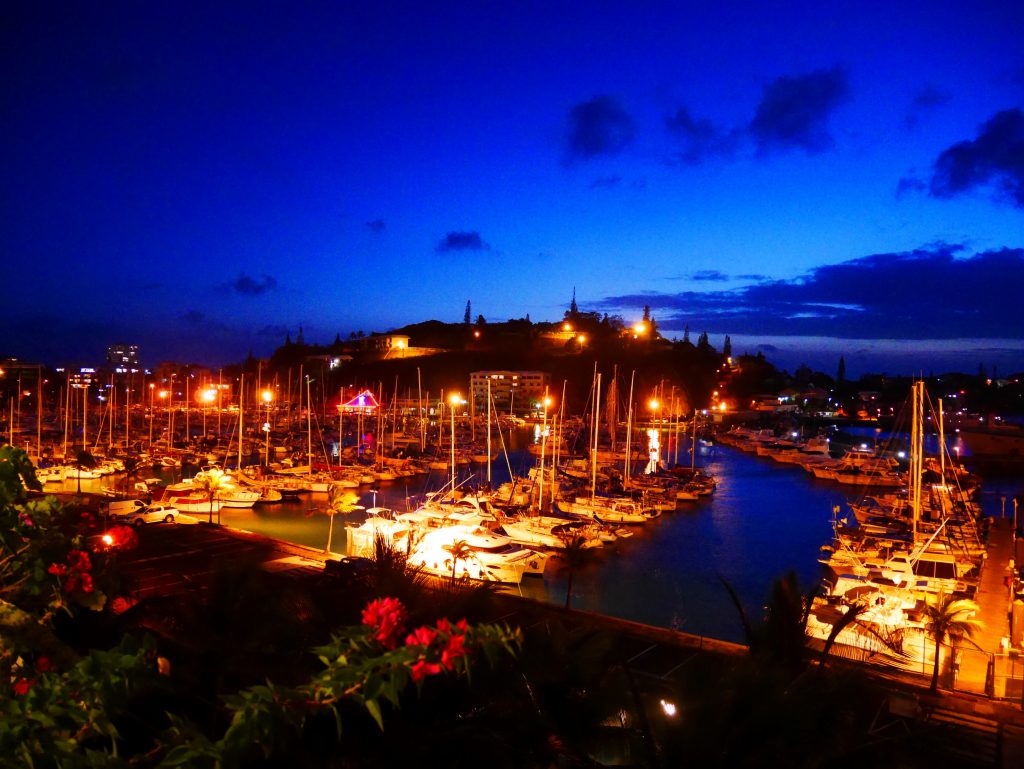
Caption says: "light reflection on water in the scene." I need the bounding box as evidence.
[58,434,1018,645]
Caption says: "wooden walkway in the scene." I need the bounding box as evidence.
[958,517,1015,694]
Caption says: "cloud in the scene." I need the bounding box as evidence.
[927,108,1024,207]
[748,67,849,154]
[895,175,927,199]
[589,175,623,189]
[904,85,952,130]
[225,272,278,296]
[595,244,1024,340]
[690,270,730,282]
[664,106,737,164]
[366,219,386,234]
[564,95,634,164]
[736,273,769,282]
[435,231,490,253]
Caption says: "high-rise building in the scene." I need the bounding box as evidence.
[106,343,139,370]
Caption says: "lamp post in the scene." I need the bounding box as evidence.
[538,393,552,513]
[448,393,461,493]
[262,389,273,465]
[648,397,661,474]
[148,383,155,448]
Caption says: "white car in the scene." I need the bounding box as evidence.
[113,505,179,527]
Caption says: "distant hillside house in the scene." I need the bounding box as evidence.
[360,333,443,359]
[470,370,551,415]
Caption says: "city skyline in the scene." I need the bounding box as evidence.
[3,2,1023,376]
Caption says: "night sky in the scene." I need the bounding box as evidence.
[3,2,1023,376]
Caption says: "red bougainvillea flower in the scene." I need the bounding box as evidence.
[441,633,468,671]
[47,563,69,578]
[13,678,34,696]
[361,597,408,649]
[18,512,34,528]
[410,660,442,682]
[35,657,53,673]
[405,625,438,648]
[67,550,92,573]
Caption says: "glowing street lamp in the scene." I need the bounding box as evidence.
[448,392,461,491]
[538,394,553,512]
[262,390,273,465]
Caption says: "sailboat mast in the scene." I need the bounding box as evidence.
[238,373,244,471]
[624,370,635,485]
[486,379,492,485]
[591,372,601,499]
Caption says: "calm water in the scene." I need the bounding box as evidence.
[64,432,1018,645]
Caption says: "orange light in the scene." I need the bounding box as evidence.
[562,322,572,332]
[578,334,586,344]
[261,390,273,403]
[648,398,660,411]
[473,330,480,338]
[633,322,647,334]
[449,393,462,406]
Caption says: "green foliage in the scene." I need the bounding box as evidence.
[0,445,42,503]
[0,635,158,769]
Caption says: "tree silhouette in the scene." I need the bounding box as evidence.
[444,539,472,586]
[558,533,597,610]
[324,484,362,553]
[923,592,983,691]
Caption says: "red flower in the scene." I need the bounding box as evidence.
[13,678,34,695]
[361,597,407,649]
[78,572,95,594]
[409,660,442,682]
[18,512,35,528]
[440,634,467,671]
[48,563,69,578]
[405,625,438,648]
[35,657,53,672]
[67,550,92,573]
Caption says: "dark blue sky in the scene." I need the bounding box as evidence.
[3,1,1023,375]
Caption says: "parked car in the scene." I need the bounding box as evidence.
[111,504,179,527]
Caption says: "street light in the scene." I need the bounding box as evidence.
[538,394,553,512]
[647,398,661,473]
[448,392,461,493]
[262,390,273,465]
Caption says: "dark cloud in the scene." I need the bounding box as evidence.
[895,175,927,199]
[748,67,849,154]
[664,106,737,164]
[589,175,623,189]
[596,245,1024,340]
[736,273,768,282]
[564,95,634,164]
[226,272,278,296]
[691,270,730,282]
[435,231,490,253]
[366,219,386,234]
[927,108,1024,207]
[911,85,952,110]
[904,85,952,130]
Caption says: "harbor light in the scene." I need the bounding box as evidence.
[563,322,572,332]
[262,389,273,403]
[660,699,678,717]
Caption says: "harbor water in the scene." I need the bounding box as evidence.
[59,431,1019,645]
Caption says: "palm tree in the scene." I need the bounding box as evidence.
[74,449,95,495]
[192,467,229,525]
[324,484,362,554]
[923,591,983,692]
[559,533,596,611]
[444,538,472,587]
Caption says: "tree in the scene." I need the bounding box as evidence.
[642,305,651,322]
[464,300,471,325]
[193,467,229,525]
[923,592,983,692]
[74,450,96,495]
[444,539,472,586]
[696,331,712,355]
[722,334,732,358]
[568,287,579,318]
[683,324,690,344]
[558,533,596,610]
[475,314,486,326]
[0,446,41,503]
[837,356,846,383]
[324,484,362,554]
